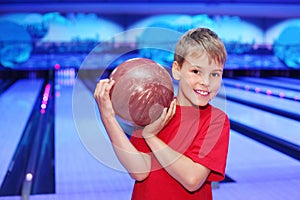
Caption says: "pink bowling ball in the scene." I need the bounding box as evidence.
[110,58,174,126]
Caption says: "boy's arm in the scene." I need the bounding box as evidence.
[142,102,210,192]
[144,136,210,192]
[101,115,151,181]
[94,79,151,181]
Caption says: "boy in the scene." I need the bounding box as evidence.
[94,27,230,199]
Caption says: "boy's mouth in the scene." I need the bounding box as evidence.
[194,89,209,96]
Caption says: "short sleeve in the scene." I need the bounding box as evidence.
[185,109,230,182]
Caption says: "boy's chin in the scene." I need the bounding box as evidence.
[190,101,209,108]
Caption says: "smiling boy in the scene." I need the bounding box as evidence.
[94,27,230,199]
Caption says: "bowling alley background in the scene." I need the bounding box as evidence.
[0,0,300,200]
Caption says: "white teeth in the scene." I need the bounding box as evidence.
[195,90,209,95]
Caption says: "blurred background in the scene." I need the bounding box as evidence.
[0,0,299,200]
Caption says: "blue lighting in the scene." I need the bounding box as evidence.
[0,11,299,69]
[270,19,300,68]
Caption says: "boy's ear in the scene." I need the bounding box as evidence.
[172,61,181,80]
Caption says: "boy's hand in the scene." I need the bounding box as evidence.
[94,79,115,118]
[142,99,176,138]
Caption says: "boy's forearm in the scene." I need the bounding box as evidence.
[101,115,151,178]
[144,136,210,192]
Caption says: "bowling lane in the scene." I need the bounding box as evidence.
[235,77,300,92]
[223,78,300,101]
[0,79,15,94]
[225,130,300,182]
[213,96,300,147]
[272,77,300,85]
[218,82,300,121]
[54,75,134,199]
[213,130,300,200]
[0,79,44,186]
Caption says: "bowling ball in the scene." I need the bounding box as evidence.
[109,58,174,127]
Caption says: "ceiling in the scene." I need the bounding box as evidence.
[0,0,300,18]
[0,0,299,3]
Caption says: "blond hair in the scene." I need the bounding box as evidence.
[174,28,227,67]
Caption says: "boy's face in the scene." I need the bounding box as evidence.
[172,51,223,107]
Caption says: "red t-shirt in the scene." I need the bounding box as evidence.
[129,104,230,200]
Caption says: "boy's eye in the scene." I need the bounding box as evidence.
[211,72,221,77]
[192,69,200,74]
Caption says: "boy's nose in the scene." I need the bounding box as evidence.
[199,75,209,86]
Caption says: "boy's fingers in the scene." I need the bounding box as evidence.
[106,79,115,92]
[164,99,176,124]
[166,99,176,117]
[99,79,110,96]
[94,79,111,99]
